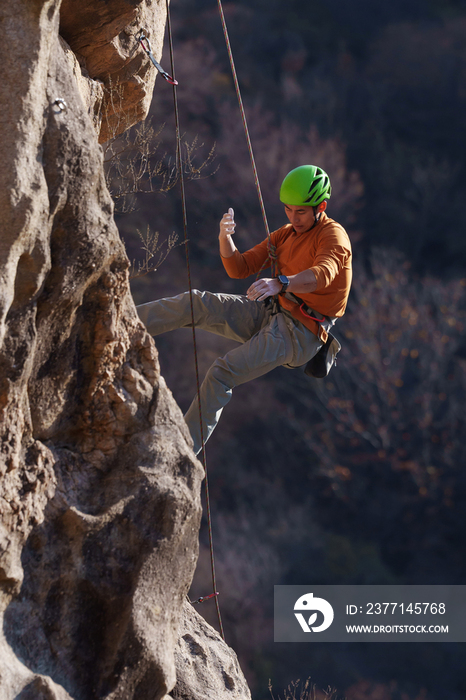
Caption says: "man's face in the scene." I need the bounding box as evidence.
[284,204,316,233]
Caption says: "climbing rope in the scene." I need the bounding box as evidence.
[215,0,279,278]
[164,0,225,642]
[141,0,278,645]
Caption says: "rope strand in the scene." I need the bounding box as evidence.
[216,0,278,277]
[165,0,225,642]
[216,0,269,237]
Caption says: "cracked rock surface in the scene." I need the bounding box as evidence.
[0,1,251,698]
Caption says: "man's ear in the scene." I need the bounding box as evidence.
[318,201,328,213]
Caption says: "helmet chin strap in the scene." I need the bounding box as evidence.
[311,206,322,229]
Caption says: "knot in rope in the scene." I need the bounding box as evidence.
[267,240,279,277]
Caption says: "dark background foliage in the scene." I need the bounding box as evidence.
[108,1,466,697]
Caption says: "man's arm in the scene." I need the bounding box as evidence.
[247,227,350,302]
[219,207,317,300]
[246,269,317,301]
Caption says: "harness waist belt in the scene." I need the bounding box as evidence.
[283,292,329,323]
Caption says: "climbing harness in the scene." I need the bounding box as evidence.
[163,0,225,642]
[137,30,178,85]
[284,291,340,377]
[299,303,327,323]
[286,292,328,323]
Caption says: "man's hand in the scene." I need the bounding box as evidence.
[247,277,281,301]
[219,207,236,238]
[219,208,237,258]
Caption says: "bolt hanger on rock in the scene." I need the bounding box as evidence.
[52,97,67,113]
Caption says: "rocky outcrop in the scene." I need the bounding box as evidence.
[0,1,250,698]
[173,603,251,700]
[59,0,168,142]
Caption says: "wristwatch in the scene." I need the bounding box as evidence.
[278,274,290,294]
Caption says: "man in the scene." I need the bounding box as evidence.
[137,165,352,455]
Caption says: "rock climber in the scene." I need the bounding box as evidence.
[136,165,352,455]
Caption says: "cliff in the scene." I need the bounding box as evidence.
[0,1,250,698]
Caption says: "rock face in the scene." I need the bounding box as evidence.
[0,1,250,698]
[60,0,168,142]
[173,603,252,700]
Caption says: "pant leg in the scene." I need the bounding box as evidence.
[279,310,324,367]
[185,312,296,454]
[136,290,268,343]
[138,291,322,454]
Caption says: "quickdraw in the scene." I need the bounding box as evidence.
[190,592,220,605]
[137,30,178,85]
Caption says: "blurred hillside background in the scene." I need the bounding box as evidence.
[107,0,466,698]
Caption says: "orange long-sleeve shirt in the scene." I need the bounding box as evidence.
[221,213,352,337]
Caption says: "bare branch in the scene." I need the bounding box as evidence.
[103,117,218,214]
[129,226,181,280]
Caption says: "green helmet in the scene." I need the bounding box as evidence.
[279,165,331,207]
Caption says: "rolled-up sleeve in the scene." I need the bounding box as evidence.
[311,244,350,290]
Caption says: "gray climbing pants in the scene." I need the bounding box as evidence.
[136,290,322,454]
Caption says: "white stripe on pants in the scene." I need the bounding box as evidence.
[137,290,322,454]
